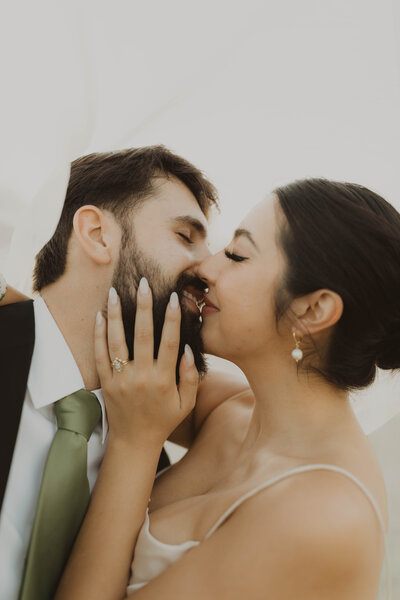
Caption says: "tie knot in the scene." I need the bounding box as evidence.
[55,389,101,440]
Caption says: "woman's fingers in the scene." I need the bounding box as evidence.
[177,345,199,411]
[107,287,129,363]
[133,277,154,365]
[157,292,181,373]
[94,311,112,383]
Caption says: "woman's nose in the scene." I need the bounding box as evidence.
[194,251,221,286]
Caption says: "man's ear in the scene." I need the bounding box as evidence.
[72,205,119,265]
[290,289,343,337]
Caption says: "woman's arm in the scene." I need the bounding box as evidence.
[55,283,198,600]
[168,369,252,448]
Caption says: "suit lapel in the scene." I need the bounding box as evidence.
[0,300,35,512]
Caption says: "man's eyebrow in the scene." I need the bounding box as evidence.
[171,216,207,238]
[233,228,259,250]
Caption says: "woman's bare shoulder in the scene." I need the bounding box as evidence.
[220,468,385,596]
[245,465,384,534]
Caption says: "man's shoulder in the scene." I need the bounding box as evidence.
[0,299,35,348]
[0,298,34,319]
[0,299,35,512]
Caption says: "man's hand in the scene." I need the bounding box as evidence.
[0,284,30,306]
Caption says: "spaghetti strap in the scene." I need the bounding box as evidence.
[203,464,391,600]
[155,464,173,479]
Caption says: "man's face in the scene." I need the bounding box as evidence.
[112,177,211,377]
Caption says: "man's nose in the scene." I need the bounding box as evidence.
[193,242,212,264]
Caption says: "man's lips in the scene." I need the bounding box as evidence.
[182,293,201,316]
[182,286,205,316]
[181,285,219,317]
[184,285,206,303]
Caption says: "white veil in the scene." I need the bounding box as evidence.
[1,5,399,596]
[1,0,399,433]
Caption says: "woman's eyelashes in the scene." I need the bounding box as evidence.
[177,232,193,244]
[224,249,248,262]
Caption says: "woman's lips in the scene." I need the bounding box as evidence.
[181,287,219,318]
[201,294,219,317]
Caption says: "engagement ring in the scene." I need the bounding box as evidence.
[111,357,128,372]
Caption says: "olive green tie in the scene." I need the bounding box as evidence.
[19,389,101,600]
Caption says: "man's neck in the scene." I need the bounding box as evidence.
[40,280,108,391]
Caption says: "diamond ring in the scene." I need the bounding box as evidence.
[111,357,129,372]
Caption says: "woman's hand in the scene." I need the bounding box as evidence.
[95,277,199,447]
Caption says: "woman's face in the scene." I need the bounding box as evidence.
[197,194,287,363]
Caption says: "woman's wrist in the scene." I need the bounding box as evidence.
[106,431,166,457]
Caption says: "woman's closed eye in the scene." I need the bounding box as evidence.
[224,249,248,262]
[177,232,193,244]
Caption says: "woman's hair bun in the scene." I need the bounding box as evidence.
[274,178,400,390]
[375,326,400,370]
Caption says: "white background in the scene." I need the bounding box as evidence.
[1,0,399,593]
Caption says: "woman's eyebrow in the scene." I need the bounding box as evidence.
[171,216,208,239]
[233,228,259,251]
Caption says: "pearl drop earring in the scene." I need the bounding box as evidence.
[291,331,303,362]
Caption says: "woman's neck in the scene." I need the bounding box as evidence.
[236,353,359,460]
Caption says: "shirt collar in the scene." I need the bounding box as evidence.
[27,296,108,443]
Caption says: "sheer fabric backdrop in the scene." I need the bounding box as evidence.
[1,0,399,592]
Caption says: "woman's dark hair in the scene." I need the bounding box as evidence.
[33,145,218,292]
[274,178,400,391]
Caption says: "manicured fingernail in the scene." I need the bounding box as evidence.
[185,344,194,366]
[109,287,118,305]
[96,311,103,326]
[170,291,179,309]
[139,277,149,296]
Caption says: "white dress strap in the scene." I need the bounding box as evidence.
[203,464,391,600]
[155,464,173,480]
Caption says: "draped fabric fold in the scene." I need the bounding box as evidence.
[0,1,399,431]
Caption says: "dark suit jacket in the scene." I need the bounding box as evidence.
[0,300,169,513]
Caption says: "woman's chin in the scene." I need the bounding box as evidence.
[201,323,241,363]
[202,338,221,358]
[202,338,231,362]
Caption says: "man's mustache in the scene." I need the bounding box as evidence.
[175,273,208,297]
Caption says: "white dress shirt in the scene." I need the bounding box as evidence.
[0,297,108,600]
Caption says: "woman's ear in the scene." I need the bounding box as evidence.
[290,289,343,336]
[72,205,118,265]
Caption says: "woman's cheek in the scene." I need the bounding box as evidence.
[222,312,263,352]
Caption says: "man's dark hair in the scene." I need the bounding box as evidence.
[33,145,218,291]
[274,178,400,391]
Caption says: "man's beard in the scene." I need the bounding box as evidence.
[111,236,208,380]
